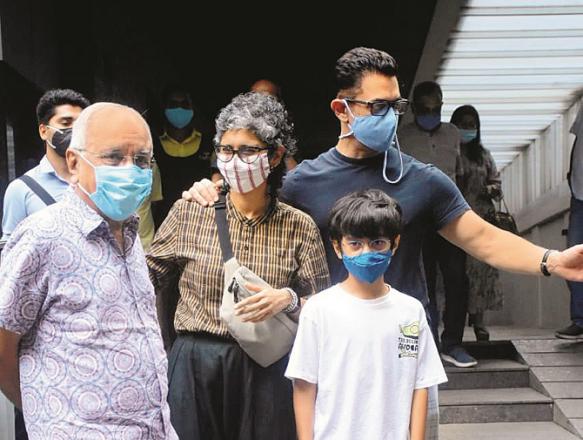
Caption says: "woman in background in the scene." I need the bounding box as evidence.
[451,105,503,342]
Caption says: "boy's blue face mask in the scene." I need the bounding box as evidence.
[165,107,193,129]
[78,153,153,221]
[342,250,393,284]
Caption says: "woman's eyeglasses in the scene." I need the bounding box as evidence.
[214,144,272,164]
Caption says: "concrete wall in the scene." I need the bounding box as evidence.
[487,98,581,328]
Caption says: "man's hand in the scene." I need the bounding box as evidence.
[181,178,222,206]
[234,284,292,323]
[547,245,583,281]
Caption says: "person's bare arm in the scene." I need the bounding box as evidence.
[440,210,583,281]
[410,388,428,440]
[293,379,317,440]
[0,329,22,408]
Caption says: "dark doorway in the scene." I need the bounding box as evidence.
[55,2,437,158]
[0,1,437,195]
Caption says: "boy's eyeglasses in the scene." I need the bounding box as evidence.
[342,238,392,255]
[214,144,273,164]
[344,98,409,116]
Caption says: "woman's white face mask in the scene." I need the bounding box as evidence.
[217,153,271,193]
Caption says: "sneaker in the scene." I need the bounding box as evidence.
[441,346,478,368]
[555,323,583,340]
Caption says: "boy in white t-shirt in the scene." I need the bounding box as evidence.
[285,189,447,440]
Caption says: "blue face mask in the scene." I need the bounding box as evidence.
[340,100,398,153]
[78,154,153,221]
[416,114,441,132]
[342,250,393,284]
[459,129,478,144]
[339,100,404,184]
[164,108,194,129]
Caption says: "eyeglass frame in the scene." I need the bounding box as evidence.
[76,149,155,169]
[340,237,394,256]
[344,98,409,116]
[214,144,274,164]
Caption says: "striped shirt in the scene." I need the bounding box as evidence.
[147,196,330,336]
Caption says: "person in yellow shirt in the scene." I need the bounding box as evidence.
[153,85,213,225]
[137,161,163,251]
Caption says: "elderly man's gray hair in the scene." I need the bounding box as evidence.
[69,102,152,151]
[214,92,297,155]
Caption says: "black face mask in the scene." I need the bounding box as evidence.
[47,127,72,157]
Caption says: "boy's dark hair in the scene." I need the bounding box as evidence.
[36,89,90,125]
[412,81,443,104]
[328,189,402,244]
[335,47,398,98]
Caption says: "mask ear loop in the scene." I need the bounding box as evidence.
[383,134,404,184]
[45,125,64,150]
[338,100,354,140]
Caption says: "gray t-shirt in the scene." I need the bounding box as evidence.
[399,121,463,183]
[570,104,583,200]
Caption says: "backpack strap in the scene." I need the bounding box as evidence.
[214,192,234,262]
[18,175,57,206]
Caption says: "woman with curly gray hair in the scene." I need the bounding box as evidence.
[147,92,330,439]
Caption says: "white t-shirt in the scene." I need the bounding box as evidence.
[285,284,447,440]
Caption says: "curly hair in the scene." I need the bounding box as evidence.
[214,92,297,195]
[214,92,297,156]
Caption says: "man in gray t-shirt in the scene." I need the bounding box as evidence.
[399,81,474,368]
[557,103,583,340]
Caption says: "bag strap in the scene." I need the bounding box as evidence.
[501,196,511,214]
[19,175,56,206]
[214,192,234,262]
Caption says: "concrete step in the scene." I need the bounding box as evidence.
[440,358,529,390]
[439,387,553,424]
[440,422,580,440]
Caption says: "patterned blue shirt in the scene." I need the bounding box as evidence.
[0,189,177,439]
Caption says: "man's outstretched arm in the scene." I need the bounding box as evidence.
[440,210,582,281]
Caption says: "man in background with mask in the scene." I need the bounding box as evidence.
[399,82,473,368]
[153,84,213,226]
[250,78,299,171]
[1,89,90,242]
[0,102,178,440]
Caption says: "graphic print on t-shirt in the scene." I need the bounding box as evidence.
[398,321,419,359]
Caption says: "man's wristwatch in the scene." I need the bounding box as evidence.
[540,249,554,277]
[282,288,300,313]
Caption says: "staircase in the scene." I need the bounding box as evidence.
[439,341,581,439]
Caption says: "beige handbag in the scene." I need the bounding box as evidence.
[215,194,298,367]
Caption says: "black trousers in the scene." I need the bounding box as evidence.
[15,407,28,440]
[167,332,296,440]
[423,232,468,351]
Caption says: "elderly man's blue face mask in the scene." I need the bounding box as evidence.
[78,153,152,221]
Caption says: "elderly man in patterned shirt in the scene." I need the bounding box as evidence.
[0,102,178,439]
